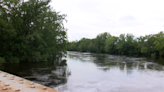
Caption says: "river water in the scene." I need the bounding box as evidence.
[1,51,164,92]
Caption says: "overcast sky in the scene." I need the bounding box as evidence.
[50,0,164,41]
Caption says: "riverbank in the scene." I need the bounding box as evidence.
[67,32,164,59]
[0,70,60,92]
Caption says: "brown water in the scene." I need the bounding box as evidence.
[1,51,164,92]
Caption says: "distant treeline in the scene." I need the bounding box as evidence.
[0,0,67,63]
[67,31,164,58]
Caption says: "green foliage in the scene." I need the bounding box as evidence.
[0,0,67,63]
[105,36,115,53]
[67,31,164,58]
[153,32,164,57]
[0,57,5,63]
[151,53,156,59]
[77,38,90,52]
[141,47,148,54]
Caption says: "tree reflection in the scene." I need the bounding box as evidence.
[67,51,164,74]
[0,59,70,88]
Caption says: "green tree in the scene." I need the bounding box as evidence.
[77,38,91,52]
[0,0,67,63]
[116,34,126,55]
[125,33,135,55]
[67,31,164,58]
[88,41,98,53]
[95,32,111,53]
[154,31,164,57]
[105,36,117,53]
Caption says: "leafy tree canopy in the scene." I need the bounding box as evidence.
[0,0,67,63]
[67,31,164,59]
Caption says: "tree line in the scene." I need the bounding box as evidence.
[67,31,164,59]
[0,0,67,63]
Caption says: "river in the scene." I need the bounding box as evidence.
[1,51,164,92]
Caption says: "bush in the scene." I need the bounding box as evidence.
[0,57,5,63]
[151,53,156,59]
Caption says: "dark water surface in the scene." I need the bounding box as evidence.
[1,51,164,92]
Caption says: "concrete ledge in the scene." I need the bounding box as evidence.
[0,70,60,92]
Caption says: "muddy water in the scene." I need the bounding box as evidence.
[1,51,164,92]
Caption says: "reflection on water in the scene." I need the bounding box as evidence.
[0,59,71,88]
[67,51,164,72]
[1,51,164,92]
[56,51,164,92]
